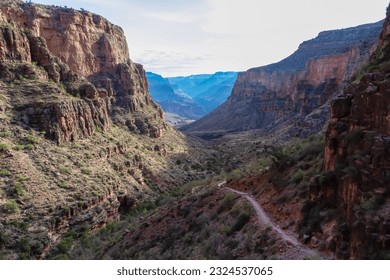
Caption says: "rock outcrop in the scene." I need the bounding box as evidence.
[309,8,390,259]
[183,21,383,139]
[0,0,195,260]
[0,0,165,143]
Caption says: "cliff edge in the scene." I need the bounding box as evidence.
[0,0,165,142]
[309,7,390,259]
[183,21,383,140]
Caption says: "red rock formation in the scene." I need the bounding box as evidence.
[311,6,390,259]
[184,21,382,139]
[0,0,165,142]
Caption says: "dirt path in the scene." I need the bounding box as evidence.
[220,182,323,259]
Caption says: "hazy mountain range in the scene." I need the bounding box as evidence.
[146,71,237,124]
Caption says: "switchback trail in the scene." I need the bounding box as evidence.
[219,181,323,259]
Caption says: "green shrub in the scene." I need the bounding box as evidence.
[291,170,304,184]
[0,169,12,177]
[58,166,71,175]
[227,169,244,181]
[0,130,11,138]
[13,182,25,197]
[13,144,24,151]
[16,175,28,181]
[23,144,35,150]
[0,143,11,152]
[0,230,10,246]
[229,210,251,234]
[217,192,238,215]
[3,200,20,213]
[81,168,92,175]
[58,181,68,189]
[19,237,31,256]
[24,135,39,144]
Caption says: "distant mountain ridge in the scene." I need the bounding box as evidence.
[146,72,205,121]
[182,21,384,139]
[147,71,237,122]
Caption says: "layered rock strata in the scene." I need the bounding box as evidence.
[310,8,390,259]
[183,21,383,139]
[0,0,164,143]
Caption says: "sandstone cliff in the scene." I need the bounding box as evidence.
[0,0,214,260]
[308,8,390,259]
[183,21,383,139]
[0,0,165,142]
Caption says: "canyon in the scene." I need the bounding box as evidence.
[0,0,389,261]
[147,71,237,124]
[183,21,383,140]
[0,0,213,259]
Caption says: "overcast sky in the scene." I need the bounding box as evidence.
[34,0,389,76]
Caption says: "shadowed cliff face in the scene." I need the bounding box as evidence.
[308,9,390,259]
[183,21,383,139]
[0,0,165,142]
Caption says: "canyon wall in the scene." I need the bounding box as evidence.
[310,8,390,259]
[0,0,164,143]
[183,21,383,139]
[0,0,171,259]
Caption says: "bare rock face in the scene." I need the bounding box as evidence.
[311,8,390,259]
[183,21,383,139]
[25,98,111,143]
[0,1,165,143]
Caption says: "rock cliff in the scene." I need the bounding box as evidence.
[0,0,213,260]
[183,21,383,139]
[0,0,164,142]
[309,7,390,259]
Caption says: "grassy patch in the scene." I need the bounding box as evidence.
[0,130,11,138]
[58,166,71,175]
[3,200,20,213]
[0,169,12,177]
[0,143,11,152]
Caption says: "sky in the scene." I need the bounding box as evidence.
[34,0,389,77]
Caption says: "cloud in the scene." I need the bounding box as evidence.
[136,50,212,76]
[34,0,389,76]
[142,12,198,24]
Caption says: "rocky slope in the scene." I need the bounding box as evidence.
[308,7,390,259]
[183,21,383,139]
[0,0,216,260]
[0,0,165,141]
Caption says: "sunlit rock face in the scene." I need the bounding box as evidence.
[183,21,382,139]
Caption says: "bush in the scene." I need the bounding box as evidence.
[58,166,71,175]
[291,170,304,184]
[24,135,39,144]
[81,168,92,175]
[13,182,25,197]
[0,230,9,246]
[23,144,35,151]
[58,181,68,189]
[0,130,11,138]
[229,210,251,234]
[220,193,237,210]
[0,169,12,177]
[3,200,20,213]
[0,143,11,152]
